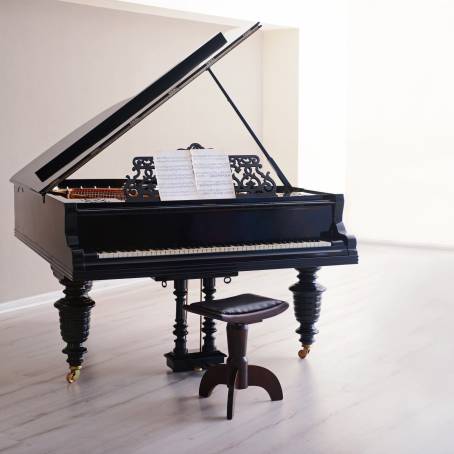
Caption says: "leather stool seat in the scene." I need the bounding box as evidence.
[186,293,288,323]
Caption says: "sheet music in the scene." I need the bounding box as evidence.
[191,149,236,199]
[153,150,199,201]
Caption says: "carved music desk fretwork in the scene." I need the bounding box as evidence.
[123,152,277,202]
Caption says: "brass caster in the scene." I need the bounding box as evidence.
[66,366,81,384]
[193,366,204,373]
[298,345,311,359]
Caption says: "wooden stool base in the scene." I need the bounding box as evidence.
[199,363,283,420]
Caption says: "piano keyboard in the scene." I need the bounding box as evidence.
[97,240,331,259]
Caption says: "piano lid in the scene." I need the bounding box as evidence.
[11,23,262,194]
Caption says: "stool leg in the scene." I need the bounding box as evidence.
[227,368,238,420]
[248,365,283,401]
[199,364,228,397]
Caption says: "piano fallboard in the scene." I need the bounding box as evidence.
[76,201,334,251]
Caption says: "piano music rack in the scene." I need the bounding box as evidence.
[123,143,277,202]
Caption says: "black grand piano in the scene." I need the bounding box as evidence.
[11,23,358,383]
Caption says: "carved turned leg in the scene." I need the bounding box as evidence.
[54,278,95,383]
[289,267,325,359]
[172,279,188,356]
[201,277,217,353]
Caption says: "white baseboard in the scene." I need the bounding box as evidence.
[0,278,149,315]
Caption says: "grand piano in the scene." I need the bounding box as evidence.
[11,23,358,383]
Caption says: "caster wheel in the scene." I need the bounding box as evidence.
[66,366,81,383]
[298,345,311,359]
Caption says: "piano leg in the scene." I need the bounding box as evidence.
[54,277,95,383]
[201,277,217,353]
[290,267,325,359]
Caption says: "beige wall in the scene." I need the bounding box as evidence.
[0,0,264,302]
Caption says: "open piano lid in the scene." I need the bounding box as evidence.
[11,23,262,194]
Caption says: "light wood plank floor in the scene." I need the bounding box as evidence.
[1,244,454,454]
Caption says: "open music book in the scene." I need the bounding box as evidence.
[153,149,236,201]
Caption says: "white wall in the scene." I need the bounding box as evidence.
[346,0,454,248]
[298,2,350,193]
[296,0,454,248]
[262,29,299,184]
[0,0,263,302]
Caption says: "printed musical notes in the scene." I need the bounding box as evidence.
[191,149,236,199]
[153,150,198,201]
[153,149,235,201]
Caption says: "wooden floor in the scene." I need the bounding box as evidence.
[1,244,454,454]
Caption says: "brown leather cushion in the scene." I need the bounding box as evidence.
[185,293,289,324]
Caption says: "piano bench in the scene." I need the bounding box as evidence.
[185,294,288,420]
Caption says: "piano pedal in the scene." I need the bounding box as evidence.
[66,365,82,383]
[298,344,311,359]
